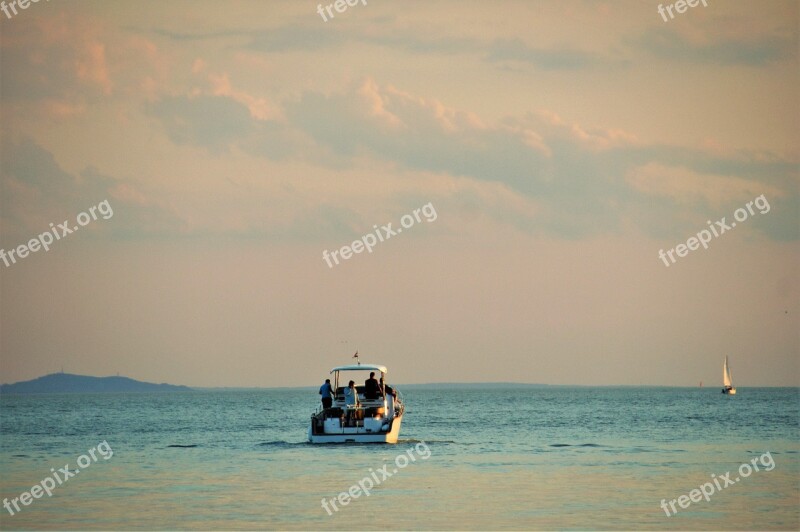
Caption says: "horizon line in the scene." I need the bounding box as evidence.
[3,373,797,389]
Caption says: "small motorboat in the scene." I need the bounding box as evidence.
[308,360,404,443]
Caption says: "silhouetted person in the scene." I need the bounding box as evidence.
[365,372,380,400]
[319,378,334,409]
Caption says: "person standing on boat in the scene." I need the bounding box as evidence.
[319,378,334,409]
[364,372,381,400]
[344,380,360,425]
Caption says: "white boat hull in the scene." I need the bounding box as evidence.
[308,414,403,444]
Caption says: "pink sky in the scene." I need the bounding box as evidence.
[1,0,797,387]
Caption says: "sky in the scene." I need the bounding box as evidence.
[0,0,797,388]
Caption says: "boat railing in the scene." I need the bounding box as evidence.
[394,389,405,416]
[313,403,386,417]
[313,387,404,418]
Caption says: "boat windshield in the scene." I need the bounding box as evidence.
[332,368,387,399]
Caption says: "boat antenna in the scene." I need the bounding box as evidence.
[353,350,359,365]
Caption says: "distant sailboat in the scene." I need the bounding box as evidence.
[722,356,736,395]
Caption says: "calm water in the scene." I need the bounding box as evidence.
[0,386,798,530]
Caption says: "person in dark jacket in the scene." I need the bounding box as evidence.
[319,378,334,409]
[364,372,380,400]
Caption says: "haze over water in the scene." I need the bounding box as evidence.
[1,386,797,530]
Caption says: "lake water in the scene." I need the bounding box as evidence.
[1,386,798,530]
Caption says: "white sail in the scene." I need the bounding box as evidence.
[723,356,733,387]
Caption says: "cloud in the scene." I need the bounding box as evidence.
[147,95,256,152]
[285,80,553,192]
[632,26,795,66]
[136,65,799,242]
[0,138,182,244]
[626,162,786,208]
[247,26,349,53]
[0,15,112,106]
[1,12,169,124]
[281,80,797,239]
[485,38,602,70]
[208,72,272,120]
[165,23,611,73]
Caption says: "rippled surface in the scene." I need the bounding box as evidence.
[1,386,798,529]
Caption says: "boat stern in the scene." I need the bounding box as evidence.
[309,410,403,444]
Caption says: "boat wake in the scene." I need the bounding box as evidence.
[397,438,455,445]
[549,443,607,448]
[258,440,292,446]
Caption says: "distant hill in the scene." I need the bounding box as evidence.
[0,373,192,394]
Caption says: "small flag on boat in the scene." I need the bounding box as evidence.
[353,351,359,359]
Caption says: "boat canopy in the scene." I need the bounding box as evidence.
[330,364,387,374]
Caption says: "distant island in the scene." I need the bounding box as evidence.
[0,373,192,394]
